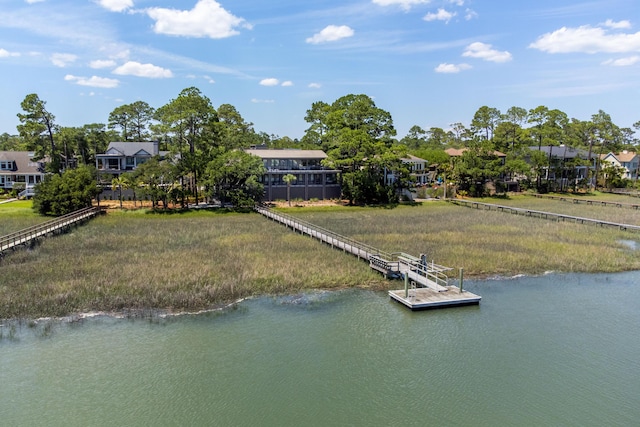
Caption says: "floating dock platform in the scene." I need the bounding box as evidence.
[389,287,481,310]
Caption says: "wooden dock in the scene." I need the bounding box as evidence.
[255,204,481,310]
[389,287,481,310]
[448,198,640,233]
[0,207,102,256]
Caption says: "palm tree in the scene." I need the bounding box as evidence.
[282,174,297,206]
[111,175,126,209]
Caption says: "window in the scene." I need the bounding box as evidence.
[309,174,322,185]
[108,159,120,170]
[0,161,13,170]
[126,157,135,169]
[325,173,337,185]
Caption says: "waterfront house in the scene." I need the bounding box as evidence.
[601,151,639,181]
[96,141,167,182]
[528,145,594,189]
[0,151,47,195]
[245,148,341,201]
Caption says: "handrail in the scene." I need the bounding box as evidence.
[254,203,455,288]
[529,193,640,209]
[0,207,101,253]
[448,199,640,233]
[255,203,390,260]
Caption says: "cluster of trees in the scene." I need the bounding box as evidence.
[397,106,640,196]
[6,88,640,214]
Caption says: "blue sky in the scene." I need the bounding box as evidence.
[1,0,639,140]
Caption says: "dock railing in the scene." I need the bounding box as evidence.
[530,193,640,209]
[254,204,455,288]
[0,207,102,254]
[447,198,640,233]
[255,203,390,261]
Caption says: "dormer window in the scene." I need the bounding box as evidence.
[0,161,14,170]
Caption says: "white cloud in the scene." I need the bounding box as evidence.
[281,81,293,87]
[251,98,275,104]
[603,19,631,29]
[529,25,640,54]
[462,42,512,62]
[372,0,430,11]
[112,61,173,78]
[97,0,133,12]
[602,56,640,66]
[423,9,456,23]
[146,0,251,39]
[308,83,322,89]
[25,0,46,4]
[435,63,471,73]
[64,74,120,88]
[449,0,464,5]
[260,78,279,86]
[89,59,116,69]
[51,53,77,67]
[464,8,478,20]
[306,25,354,44]
[0,48,20,58]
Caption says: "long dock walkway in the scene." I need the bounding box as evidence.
[448,198,640,233]
[254,204,481,310]
[530,193,640,209]
[0,207,103,256]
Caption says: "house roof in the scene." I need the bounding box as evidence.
[445,148,506,157]
[616,151,638,162]
[402,154,427,162]
[529,145,589,159]
[98,142,159,158]
[245,149,328,160]
[0,151,46,174]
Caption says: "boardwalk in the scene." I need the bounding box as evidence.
[530,193,640,209]
[0,207,102,255]
[448,198,640,233]
[254,204,481,309]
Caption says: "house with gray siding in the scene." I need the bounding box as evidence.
[245,148,341,201]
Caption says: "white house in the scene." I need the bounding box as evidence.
[0,151,47,193]
[601,151,639,180]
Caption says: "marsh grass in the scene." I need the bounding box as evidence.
[0,200,43,235]
[285,199,640,278]
[471,194,640,226]
[0,210,384,319]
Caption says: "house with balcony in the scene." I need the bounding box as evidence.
[96,141,166,183]
[245,148,341,201]
[601,151,639,180]
[0,151,47,194]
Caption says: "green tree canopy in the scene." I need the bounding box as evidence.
[205,150,265,207]
[32,165,99,216]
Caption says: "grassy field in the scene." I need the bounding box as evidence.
[465,193,640,226]
[0,209,385,319]
[0,200,44,235]
[0,193,639,319]
[278,195,640,278]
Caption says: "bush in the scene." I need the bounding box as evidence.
[32,166,100,216]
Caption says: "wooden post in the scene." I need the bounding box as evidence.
[404,273,409,298]
[459,268,464,293]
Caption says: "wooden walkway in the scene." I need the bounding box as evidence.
[254,204,481,310]
[448,199,640,233]
[0,207,103,256]
[530,193,640,209]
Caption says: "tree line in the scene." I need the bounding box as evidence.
[5,89,640,214]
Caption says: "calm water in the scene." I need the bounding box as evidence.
[1,272,640,426]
